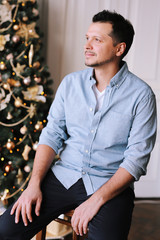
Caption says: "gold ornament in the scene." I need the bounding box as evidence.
[6,112,13,120]
[35,121,43,131]
[33,61,40,69]
[22,145,31,161]
[0,61,6,70]
[7,78,21,87]
[3,82,9,90]
[20,125,27,134]
[6,139,15,150]
[16,168,23,185]
[13,24,20,31]
[22,16,28,22]
[34,75,41,83]
[16,22,39,42]
[14,97,23,107]
[2,0,8,4]
[28,44,34,66]
[4,163,11,173]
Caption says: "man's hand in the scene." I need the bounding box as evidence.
[10,184,42,226]
[71,196,101,236]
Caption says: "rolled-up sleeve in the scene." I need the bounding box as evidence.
[38,80,68,154]
[120,94,157,180]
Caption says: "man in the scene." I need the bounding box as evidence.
[0,10,157,240]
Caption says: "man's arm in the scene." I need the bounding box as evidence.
[71,167,134,236]
[10,144,56,226]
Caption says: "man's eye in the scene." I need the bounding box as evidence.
[95,38,101,42]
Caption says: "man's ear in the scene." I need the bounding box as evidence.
[116,42,126,57]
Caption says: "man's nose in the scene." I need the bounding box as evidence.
[84,40,93,50]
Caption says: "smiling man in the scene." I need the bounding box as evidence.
[0,10,157,240]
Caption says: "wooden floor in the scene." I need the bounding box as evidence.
[128,200,160,240]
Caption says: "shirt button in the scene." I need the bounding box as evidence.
[85,149,89,153]
[82,171,86,175]
[90,107,93,112]
[91,129,94,133]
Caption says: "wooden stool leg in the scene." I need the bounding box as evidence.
[72,230,78,240]
[35,227,46,240]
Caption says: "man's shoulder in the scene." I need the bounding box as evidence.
[127,70,154,97]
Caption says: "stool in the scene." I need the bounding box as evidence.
[35,209,87,240]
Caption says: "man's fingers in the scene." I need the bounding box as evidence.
[82,220,88,235]
[10,201,18,215]
[15,204,22,224]
[21,205,28,226]
[26,203,32,223]
[35,197,42,216]
[71,214,80,235]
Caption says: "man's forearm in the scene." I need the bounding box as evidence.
[29,144,56,187]
[92,167,135,207]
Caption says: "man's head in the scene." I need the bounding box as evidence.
[92,10,135,59]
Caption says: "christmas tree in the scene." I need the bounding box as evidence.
[0,0,53,206]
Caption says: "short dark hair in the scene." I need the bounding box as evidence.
[92,10,135,59]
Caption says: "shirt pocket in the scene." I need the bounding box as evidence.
[97,110,133,148]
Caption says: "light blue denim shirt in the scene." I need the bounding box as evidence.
[39,62,157,195]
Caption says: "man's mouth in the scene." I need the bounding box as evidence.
[85,51,96,57]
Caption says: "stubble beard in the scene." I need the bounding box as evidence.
[85,55,115,68]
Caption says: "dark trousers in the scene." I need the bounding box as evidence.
[0,170,135,240]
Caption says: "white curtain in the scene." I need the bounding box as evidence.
[37,0,160,197]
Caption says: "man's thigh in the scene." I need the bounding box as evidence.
[0,170,77,240]
[88,187,135,240]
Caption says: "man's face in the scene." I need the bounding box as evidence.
[84,22,118,68]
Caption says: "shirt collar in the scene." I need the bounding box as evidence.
[89,61,129,88]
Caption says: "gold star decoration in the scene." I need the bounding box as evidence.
[14,63,26,76]
[16,22,39,43]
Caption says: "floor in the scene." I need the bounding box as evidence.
[128,200,160,240]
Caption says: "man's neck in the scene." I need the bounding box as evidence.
[94,63,120,92]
